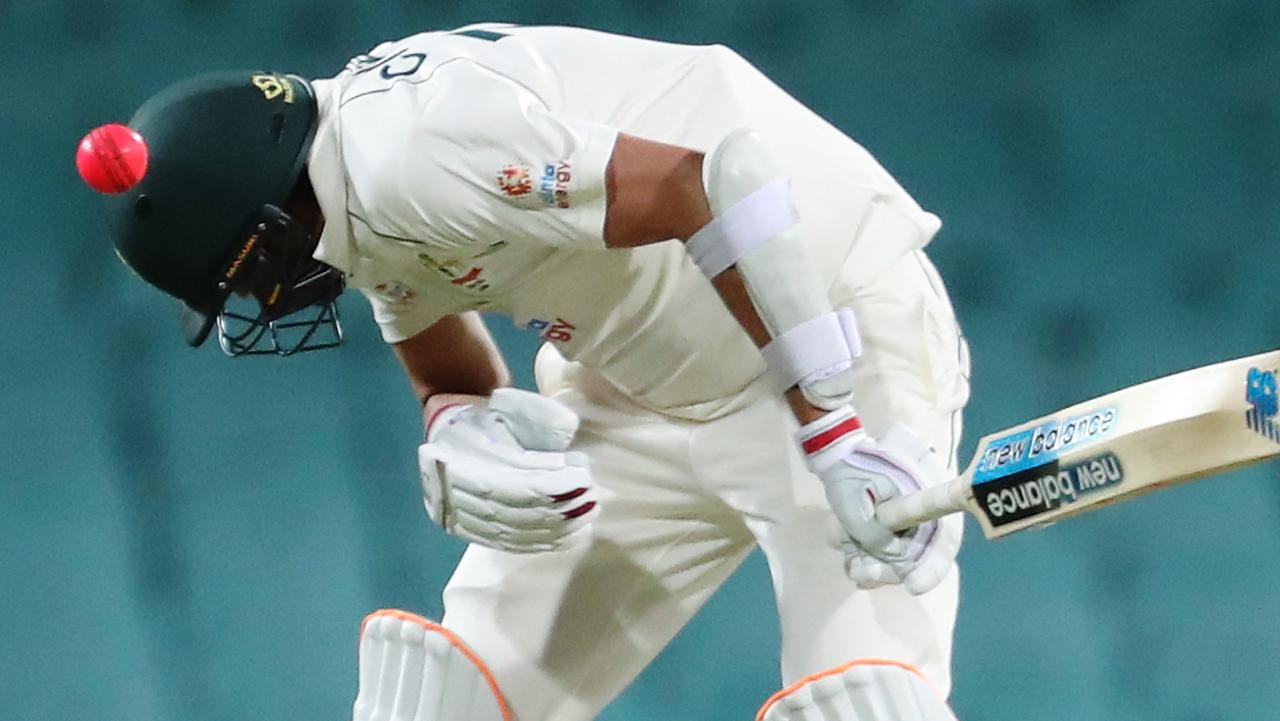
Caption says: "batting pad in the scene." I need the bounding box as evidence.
[353,609,512,721]
[757,659,957,721]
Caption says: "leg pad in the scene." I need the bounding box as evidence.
[757,659,958,721]
[352,609,512,721]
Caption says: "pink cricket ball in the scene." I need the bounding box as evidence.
[76,123,149,194]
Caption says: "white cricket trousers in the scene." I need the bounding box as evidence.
[441,249,972,721]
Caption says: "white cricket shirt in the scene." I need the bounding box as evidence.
[305,23,940,419]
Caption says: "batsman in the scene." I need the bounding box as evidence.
[81,23,972,721]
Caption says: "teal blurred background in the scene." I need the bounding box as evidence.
[5,1,1280,719]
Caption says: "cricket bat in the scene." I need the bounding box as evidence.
[875,348,1280,538]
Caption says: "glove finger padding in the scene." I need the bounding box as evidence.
[418,393,596,554]
[813,417,961,596]
[842,542,904,588]
[873,422,961,594]
[452,503,597,553]
[902,514,962,595]
[448,472,599,524]
[840,513,961,594]
[487,387,579,451]
[444,454,594,507]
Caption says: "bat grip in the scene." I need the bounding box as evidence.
[876,477,970,532]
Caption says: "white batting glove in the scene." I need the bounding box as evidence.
[418,388,598,553]
[800,407,961,595]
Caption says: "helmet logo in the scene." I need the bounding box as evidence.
[252,74,295,104]
[225,234,259,281]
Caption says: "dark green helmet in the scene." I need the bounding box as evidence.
[90,71,343,355]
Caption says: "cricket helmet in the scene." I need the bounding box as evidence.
[87,71,344,355]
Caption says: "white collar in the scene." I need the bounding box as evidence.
[307,79,359,278]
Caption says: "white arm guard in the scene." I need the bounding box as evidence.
[686,129,859,409]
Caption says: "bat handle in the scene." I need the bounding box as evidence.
[876,477,971,532]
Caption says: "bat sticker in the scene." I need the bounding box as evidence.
[977,452,1126,526]
[1246,367,1280,444]
[973,407,1119,483]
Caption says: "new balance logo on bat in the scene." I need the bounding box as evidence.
[977,452,1126,526]
[1245,367,1280,444]
[973,407,1118,483]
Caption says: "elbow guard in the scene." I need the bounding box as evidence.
[686,128,860,410]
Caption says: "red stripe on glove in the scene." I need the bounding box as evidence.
[426,403,464,434]
[801,415,863,455]
[563,501,596,520]
[550,487,588,503]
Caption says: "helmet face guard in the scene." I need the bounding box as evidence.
[216,298,343,356]
[185,204,345,356]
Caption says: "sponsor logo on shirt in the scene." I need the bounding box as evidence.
[525,317,575,343]
[497,165,533,197]
[539,161,572,208]
[473,239,509,258]
[372,282,416,305]
[418,254,491,292]
[449,266,485,287]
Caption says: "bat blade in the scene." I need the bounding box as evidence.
[877,349,1280,539]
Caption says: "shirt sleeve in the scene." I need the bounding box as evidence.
[360,286,455,345]
[367,60,620,252]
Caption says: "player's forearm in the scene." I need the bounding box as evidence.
[392,312,511,409]
[709,267,828,423]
